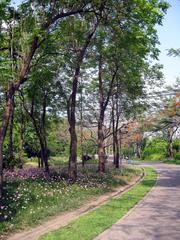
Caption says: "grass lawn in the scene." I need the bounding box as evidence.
[40,167,157,240]
[24,156,69,168]
[0,165,141,237]
[163,159,180,165]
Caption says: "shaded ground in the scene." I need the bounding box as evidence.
[95,163,180,240]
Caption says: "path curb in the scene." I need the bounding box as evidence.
[6,167,144,240]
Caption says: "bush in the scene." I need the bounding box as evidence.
[142,138,167,160]
[122,148,134,158]
[174,152,180,160]
[173,139,180,152]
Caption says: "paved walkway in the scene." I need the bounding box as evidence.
[95,163,180,240]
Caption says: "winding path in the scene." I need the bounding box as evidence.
[95,163,180,240]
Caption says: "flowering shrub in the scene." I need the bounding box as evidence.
[0,166,140,237]
[3,168,59,181]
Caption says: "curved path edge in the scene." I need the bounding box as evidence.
[95,163,180,240]
[7,167,144,240]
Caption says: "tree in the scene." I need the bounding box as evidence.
[0,0,169,197]
[0,0,106,197]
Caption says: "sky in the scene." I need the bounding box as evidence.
[13,0,180,86]
[156,0,180,85]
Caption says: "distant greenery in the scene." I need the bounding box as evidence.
[0,166,140,237]
[174,152,180,160]
[163,159,180,165]
[41,167,157,240]
[49,156,69,166]
[122,147,135,158]
[141,137,180,162]
[173,139,180,153]
[142,138,167,161]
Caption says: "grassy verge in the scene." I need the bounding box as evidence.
[0,165,140,237]
[163,159,180,165]
[40,167,157,240]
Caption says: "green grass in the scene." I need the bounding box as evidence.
[24,161,39,167]
[40,167,157,240]
[48,156,98,166]
[49,156,69,166]
[24,156,69,168]
[24,156,98,168]
[84,158,98,164]
[0,165,140,237]
[163,159,180,165]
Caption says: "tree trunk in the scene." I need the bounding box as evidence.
[40,139,49,173]
[114,132,120,168]
[167,128,173,159]
[19,103,25,167]
[97,54,106,173]
[66,21,100,181]
[112,99,116,165]
[113,133,116,165]
[0,85,15,198]
[98,113,106,173]
[136,142,141,159]
[68,73,78,182]
[28,114,49,173]
[41,92,49,173]
[8,97,15,169]
[22,91,49,173]
[68,122,77,181]
[111,92,121,169]
[168,140,173,159]
[0,140,4,198]
[33,123,49,173]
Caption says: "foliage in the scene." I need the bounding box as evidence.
[174,152,180,160]
[122,148,135,158]
[40,167,157,240]
[0,0,169,174]
[172,139,180,152]
[142,138,167,160]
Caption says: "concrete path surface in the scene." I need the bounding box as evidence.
[95,163,180,240]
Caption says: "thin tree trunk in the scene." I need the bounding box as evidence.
[33,120,49,173]
[168,140,173,159]
[39,139,49,173]
[41,92,49,173]
[8,97,15,169]
[167,129,173,159]
[97,56,118,173]
[98,112,106,173]
[68,73,78,182]
[114,90,121,169]
[0,140,4,198]
[80,78,85,167]
[21,91,49,173]
[19,102,25,167]
[136,142,141,159]
[0,85,15,198]
[114,132,120,168]
[97,54,106,173]
[112,97,116,165]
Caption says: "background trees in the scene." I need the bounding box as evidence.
[0,0,170,197]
